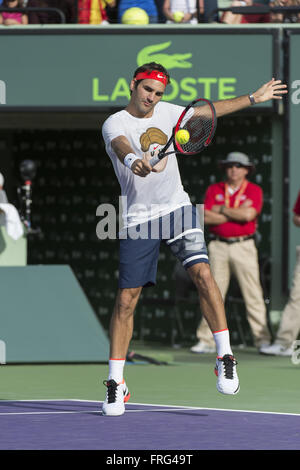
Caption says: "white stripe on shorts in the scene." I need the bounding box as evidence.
[182,254,209,266]
[166,228,203,245]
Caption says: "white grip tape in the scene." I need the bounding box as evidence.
[149,155,161,167]
[124,153,140,170]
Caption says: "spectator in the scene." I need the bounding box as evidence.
[163,0,197,23]
[78,0,115,24]
[155,0,166,22]
[105,0,118,22]
[260,191,300,356]
[198,0,219,23]
[221,0,270,24]
[0,171,24,241]
[190,152,272,354]
[61,0,77,23]
[269,0,300,23]
[118,0,159,23]
[0,0,28,25]
[0,172,8,204]
[27,0,76,24]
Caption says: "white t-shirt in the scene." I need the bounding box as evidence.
[170,0,196,14]
[102,101,191,228]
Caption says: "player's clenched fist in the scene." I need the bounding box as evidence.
[131,151,162,177]
[131,158,153,177]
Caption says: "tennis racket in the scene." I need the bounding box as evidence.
[149,98,217,167]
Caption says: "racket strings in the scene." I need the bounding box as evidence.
[178,103,216,154]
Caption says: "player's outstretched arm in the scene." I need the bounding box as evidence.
[252,78,288,103]
[213,78,288,118]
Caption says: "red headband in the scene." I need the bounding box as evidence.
[134,70,168,86]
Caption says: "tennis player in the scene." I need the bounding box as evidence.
[101,62,287,416]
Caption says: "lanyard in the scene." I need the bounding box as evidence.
[224,180,248,208]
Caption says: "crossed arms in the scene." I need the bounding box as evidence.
[205,201,258,225]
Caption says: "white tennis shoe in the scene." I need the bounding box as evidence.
[214,354,240,395]
[102,379,131,416]
[190,340,216,354]
[259,343,293,356]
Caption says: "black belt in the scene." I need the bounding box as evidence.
[211,235,255,244]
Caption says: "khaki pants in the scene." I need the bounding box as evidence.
[196,239,271,348]
[275,246,300,348]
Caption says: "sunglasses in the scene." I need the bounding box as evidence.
[225,163,246,169]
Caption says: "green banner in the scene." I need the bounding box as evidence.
[288,31,300,286]
[0,28,274,108]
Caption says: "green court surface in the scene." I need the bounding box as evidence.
[1,343,299,416]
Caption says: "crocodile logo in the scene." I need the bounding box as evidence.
[137,42,192,70]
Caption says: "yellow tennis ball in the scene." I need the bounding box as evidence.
[173,10,184,22]
[176,129,190,145]
[121,7,149,24]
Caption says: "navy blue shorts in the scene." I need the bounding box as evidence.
[118,205,209,289]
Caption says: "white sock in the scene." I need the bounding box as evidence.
[108,358,125,383]
[213,329,233,358]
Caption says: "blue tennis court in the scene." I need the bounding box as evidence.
[1,399,300,450]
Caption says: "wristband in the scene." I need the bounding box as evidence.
[124,153,140,170]
[249,94,256,106]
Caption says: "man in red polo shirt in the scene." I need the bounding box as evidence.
[260,190,300,356]
[190,151,272,353]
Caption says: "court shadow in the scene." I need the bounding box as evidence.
[94,409,209,418]
[0,400,100,413]
[149,410,208,417]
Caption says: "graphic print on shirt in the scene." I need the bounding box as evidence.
[140,127,168,152]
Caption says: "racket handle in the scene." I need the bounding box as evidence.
[149,154,161,167]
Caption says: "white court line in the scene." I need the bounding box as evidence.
[1,399,300,418]
[70,399,300,417]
